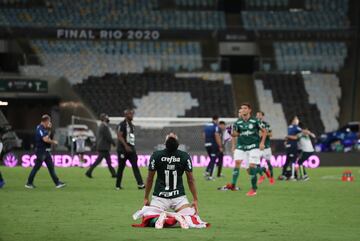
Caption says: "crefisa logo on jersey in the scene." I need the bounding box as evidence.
[161,156,180,163]
[241,130,253,136]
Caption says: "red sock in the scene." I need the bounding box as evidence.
[265,170,271,178]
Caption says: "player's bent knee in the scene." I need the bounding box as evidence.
[235,160,242,168]
[176,204,192,212]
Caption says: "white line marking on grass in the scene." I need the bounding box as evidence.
[321,175,339,180]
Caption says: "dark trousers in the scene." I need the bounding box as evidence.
[216,152,224,177]
[27,151,59,185]
[205,145,219,176]
[298,152,313,176]
[87,150,116,176]
[0,171,3,182]
[116,150,143,188]
[282,150,298,176]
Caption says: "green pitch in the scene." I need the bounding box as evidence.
[0,167,359,241]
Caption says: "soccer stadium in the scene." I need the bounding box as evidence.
[0,0,359,240]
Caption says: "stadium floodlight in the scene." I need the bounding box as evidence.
[0,101,8,106]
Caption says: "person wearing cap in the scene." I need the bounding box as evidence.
[85,113,116,178]
[25,114,66,189]
[115,109,145,190]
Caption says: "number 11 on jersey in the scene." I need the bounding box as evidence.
[164,170,177,190]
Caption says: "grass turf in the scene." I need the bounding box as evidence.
[0,166,359,241]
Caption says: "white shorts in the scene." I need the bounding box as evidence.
[233,148,261,169]
[261,148,272,161]
[150,195,190,211]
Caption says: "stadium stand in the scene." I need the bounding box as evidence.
[242,11,349,30]
[302,73,341,132]
[255,72,341,135]
[0,0,226,29]
[255,73,325,135]
[242,0,349,30]
[274,42,347,72]
[133,92,199,117]
[304,0,349,12]
[254,79,287,139]
[175,0,217,8]
[244,0,289,9]
[20,40,202,84]
[73,73,235,118]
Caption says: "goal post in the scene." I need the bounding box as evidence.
[109,117,237,154]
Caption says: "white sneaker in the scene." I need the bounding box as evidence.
[206,176,215,181]
[155,212,167,229]
[25,184,35,189]
[175,215,189,229]
[55,182,66,188]
[289,176,297,181]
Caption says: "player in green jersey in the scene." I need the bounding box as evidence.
[219,103,267,196]
[256,111,275,185]
[144,133,199,228]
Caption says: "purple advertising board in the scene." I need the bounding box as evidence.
[3,153,320,169]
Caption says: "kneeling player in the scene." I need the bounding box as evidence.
[142,133,200,229]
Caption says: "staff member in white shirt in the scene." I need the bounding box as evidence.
[297,123,316,181]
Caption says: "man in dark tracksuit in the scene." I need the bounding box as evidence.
[282,116,302,180]
[216,121,227,178]
[203,115,223,180]
[25,114,66,189]
[86,113,116,178]
[115,109,144,190]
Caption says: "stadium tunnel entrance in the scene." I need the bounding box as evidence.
[1,95,59,150]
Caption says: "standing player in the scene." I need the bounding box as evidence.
[282,116,302,180]
[203,115,222,180]
[256,111,275,185]
[143,133,198,229]
[219,103,267,196]
[25,114,66,189]
[296,123,316,180]
[115,109,144,190]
